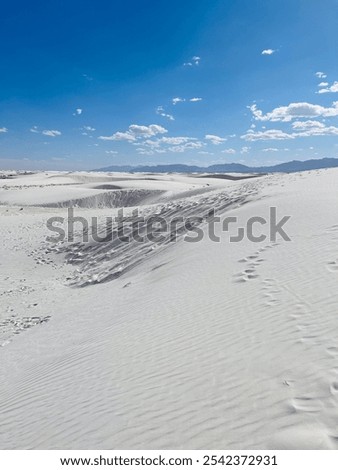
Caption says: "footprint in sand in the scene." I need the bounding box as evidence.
[234,247,269,283]
[261,278,282,307]
[289,303,309,319]
[325,224,338,234]
[326,346,338,357]
[327,260,338,272]
[233,262,260,283]
[330,382,338,395]
[291,396,323,413]
[233,271,259,283]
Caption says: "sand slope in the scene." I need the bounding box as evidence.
[0,169,338,449]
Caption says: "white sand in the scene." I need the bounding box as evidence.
[0,168,338,449]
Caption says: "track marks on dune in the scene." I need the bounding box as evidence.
[57,181,262,287]
[0,315,50,347]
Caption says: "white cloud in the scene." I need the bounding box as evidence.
[0,127,8,133]
[98,124,167,142]
[317,81,338,94]
[83,126,95,131]
[160,136,196,145]
[221,148,236,154]
[138,136,199,153]
[99,131,136,142]
[136,135,204,154]
[183,56,200,66]
[315,71,327,78]
[31,126,62,137]
[291,120,338,137]
[172,97,185,105]
[129,124,167,137]
[242,129,295,141]
[249,101,338,122]
[136,148,156,155]
[318,82,329,87]
[261,49,276,55]
[139,139,161,148]
[172,97,202,105]
[291,120,325,130]
[168,141,204,153]
[73,108,82,116]
[42,129,62,137]
[156,106,174,121]
[105,150,118,154]
[240,146,250,154]
[205,134,227,145]
[262,148,279,152]
[294,123,338,137]
[242,120,338,141]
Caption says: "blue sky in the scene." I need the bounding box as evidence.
[1,0,338,170]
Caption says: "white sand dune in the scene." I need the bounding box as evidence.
[0,168,338,449]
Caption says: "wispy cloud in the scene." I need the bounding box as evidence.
[98,124,168,142]
[172,97,202,105]
[156,106,174,121]
[262,148,279,152]
[183,55,200,66]
[221,148,236,154]
[30,126,39,133]
[73,108,82,116]
[42,129,62,137]
[83,126,95,131]
[205,134,227,145]
[0,127,8,133]
[198,151,214,155]
[315,71,327,79]
[261,49,276,55]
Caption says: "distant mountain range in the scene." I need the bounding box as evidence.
[94,157,338,174]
